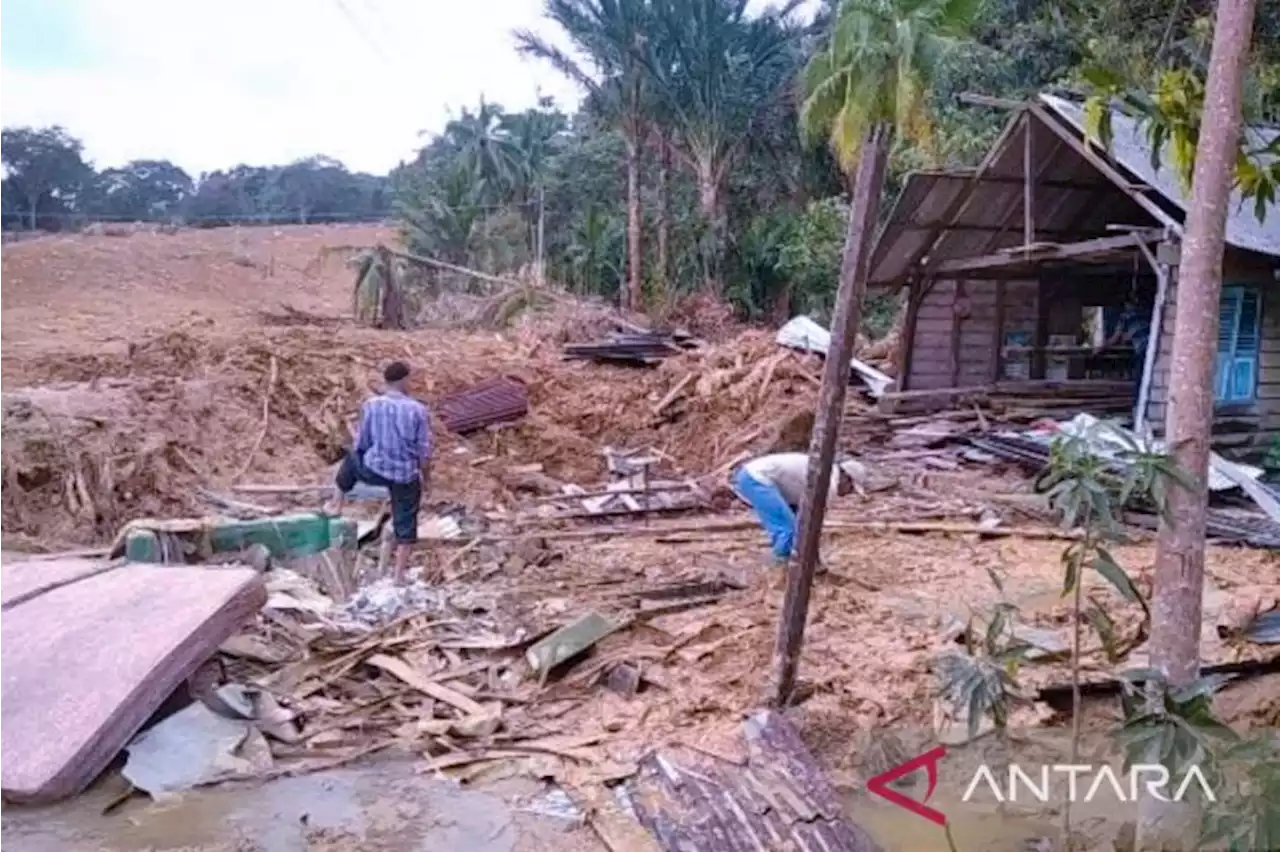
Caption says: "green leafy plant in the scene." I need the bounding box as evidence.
[1202,736,1280,852]
[1264,434,1280,474]
[936,600,1037,739]
[1081,65,1280,223]
[1117,671,1280,852]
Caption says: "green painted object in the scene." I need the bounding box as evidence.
[328,517,359,550]
[122,513,349,563]
[123,529,162,563]
[206,513,333,558]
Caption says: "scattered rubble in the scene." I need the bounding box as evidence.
[4,226,1279,847]
[339,577,454,625]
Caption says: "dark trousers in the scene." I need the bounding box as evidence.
[336,451,421,543]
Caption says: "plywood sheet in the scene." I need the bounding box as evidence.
[1,557,116,608]
[1,563,266,803]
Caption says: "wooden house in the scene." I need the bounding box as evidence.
[868,94,1280,456]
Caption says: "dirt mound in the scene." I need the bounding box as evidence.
[0,223,896,548]
[1,316,870,547]
[0,224,392,374]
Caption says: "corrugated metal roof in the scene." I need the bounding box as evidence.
[434,377,528,434]
[869,110,1153,284]
[1039,94,1280,258]
[628,710,883,852]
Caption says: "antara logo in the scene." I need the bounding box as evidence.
[867,746,1216,826]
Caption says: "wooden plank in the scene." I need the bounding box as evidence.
[949,279,965,386]
[365,653,489,716]
[934,230,1165,276]
[1,564,266,803]
[1024,111,1035,245]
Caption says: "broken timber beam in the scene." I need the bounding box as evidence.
[933,230,1165,276]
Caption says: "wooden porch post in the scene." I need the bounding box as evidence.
[1133,233,1178,435]
[1032,276,1051,379]
[992,280,1007,382]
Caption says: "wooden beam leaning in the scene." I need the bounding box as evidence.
[891,110,1031,276]
[1026,104,1182,233]
[933,229,1165,276]
[968,133,1068,257]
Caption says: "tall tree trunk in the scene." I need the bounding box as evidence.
[1140,1,1255,848]
[656,137,671,299]
[376,245,406,330]
[770,282,793,325]
[769,125,890,706]
[697,161,723,294]
[625,138,644,312]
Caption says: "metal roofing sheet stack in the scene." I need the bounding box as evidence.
[434,376,529,434]
[562,331,699,366]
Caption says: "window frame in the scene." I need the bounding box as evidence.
[1214,284,1262,407]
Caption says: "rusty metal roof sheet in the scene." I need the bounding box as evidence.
[628,710,883,852]
[434,377,528,434]
[1039,94,1280,259]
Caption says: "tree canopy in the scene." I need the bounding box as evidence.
[1,129,393,231]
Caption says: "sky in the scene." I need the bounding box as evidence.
[0,0,587,175]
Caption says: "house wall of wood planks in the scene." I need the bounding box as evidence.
[903,277,1050,390]
[901,247,1280,458]
[1146,248,1280,454]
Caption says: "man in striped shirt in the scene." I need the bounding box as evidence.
[325,361,433,583]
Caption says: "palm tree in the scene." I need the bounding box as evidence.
[642,0,804,293]
[501,101,569,256]
[516,0,652,311]
[771,0,982,706]
[396,160,488,265]
[441,99,522,206]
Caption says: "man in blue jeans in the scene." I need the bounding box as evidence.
[732,452,866,565]
[324,361,433,584]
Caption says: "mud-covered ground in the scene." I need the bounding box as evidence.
[1,756,604,852]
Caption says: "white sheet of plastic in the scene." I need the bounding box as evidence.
[775,316,894,398]
[1054,413,1262,493]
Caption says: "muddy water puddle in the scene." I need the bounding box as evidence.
[847,792,1058,852]
[1,758,601,852]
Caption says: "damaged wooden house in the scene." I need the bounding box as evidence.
[869,93,1280,457]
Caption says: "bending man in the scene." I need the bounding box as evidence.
[325,361,433,583]
[732,452,865,565]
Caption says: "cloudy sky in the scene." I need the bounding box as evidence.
[1,0,586,175]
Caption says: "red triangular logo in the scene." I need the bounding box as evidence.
[866,745,948,826]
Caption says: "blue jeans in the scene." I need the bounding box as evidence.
[733,466,796,561]
[336,451,421,543]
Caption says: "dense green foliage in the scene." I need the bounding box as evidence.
[394,0,1278,321]
[1,128,392,230]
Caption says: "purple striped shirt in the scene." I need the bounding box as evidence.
[355,391,432,483]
